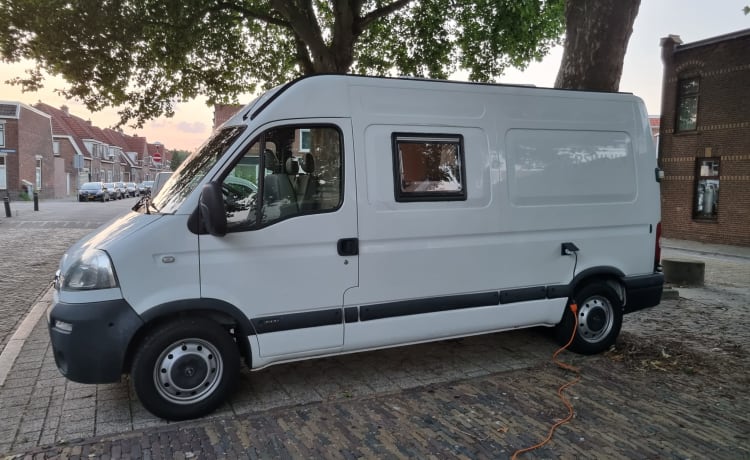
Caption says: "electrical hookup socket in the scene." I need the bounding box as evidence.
[561,242,579,256]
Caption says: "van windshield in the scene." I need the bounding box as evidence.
[143,125,246,214]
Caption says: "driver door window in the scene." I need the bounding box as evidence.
[224,125,343,231]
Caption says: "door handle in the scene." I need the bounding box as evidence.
[337,238,359,256]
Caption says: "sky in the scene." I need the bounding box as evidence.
[1,0,748,152]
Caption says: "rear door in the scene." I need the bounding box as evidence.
[198,120,358,358]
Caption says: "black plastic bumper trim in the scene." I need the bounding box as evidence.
[623,272,664,313]
[48,298,143,384]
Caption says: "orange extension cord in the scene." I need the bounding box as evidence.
[511,303,582,460]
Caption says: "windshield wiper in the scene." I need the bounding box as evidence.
[131,195,156,214]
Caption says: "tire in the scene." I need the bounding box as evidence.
[131,318,240,421]
[554,283,623,355]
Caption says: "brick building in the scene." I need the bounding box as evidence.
[658,29,750,247]
[213,104,244,130]
[34,103,171,191]
[0,102,55,199]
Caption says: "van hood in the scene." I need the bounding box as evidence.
[59,211,162,274]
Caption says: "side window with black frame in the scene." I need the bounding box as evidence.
[392,133,466,202]
[693,158,719,219]
[224,125,343,231]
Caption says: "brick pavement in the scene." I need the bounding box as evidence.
[4,353,748,459]
[0,293,555,454]
[0,226,93,352]
[1,200,748,458]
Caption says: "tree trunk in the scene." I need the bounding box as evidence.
[554,0,641,91]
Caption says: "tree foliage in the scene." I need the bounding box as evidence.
[169,149,191,171]
[0,0,564,126]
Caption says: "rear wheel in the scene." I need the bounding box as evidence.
[554,283,623,355]
[131,318,240,420]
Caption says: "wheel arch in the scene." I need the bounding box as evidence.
[570,266,626,306]
[124,298,255,373]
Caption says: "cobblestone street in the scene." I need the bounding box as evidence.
[0,199,125,351]
[0,228,90,351]
[1,199,748,458]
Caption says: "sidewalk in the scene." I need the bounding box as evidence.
[661,237,750,260]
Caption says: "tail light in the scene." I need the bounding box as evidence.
[654,222,662,271]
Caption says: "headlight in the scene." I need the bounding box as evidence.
[62,249,118,290]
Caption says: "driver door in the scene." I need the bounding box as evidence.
[198,121,358,358]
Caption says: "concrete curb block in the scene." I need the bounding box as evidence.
[0,286,52,387]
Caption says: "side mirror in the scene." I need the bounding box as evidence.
[199,182,227,237]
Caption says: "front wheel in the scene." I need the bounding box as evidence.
[131,318,240,420]
[554,283,623,355]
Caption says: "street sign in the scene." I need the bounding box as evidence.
[153,152,162,163]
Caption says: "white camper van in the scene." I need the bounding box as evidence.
[49,75,663,420]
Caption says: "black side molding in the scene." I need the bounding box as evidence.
[252,308,342,334]
[360,292,500,321]
[546,285,571,299]
[499,286,547,304]
[344,307,359,323]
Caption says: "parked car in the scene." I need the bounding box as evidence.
[140,181,154,195]
[125,182,138,197]
[78,182,109,202]
[114,182,127,199]
[151,172,173,197]
[102,182,120,200]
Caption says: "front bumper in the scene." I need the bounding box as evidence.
[47,297,143,383]
[623,272,664,314]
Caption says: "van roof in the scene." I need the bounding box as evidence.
[243,74,634,122]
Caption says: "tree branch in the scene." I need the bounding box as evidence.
[209,1,291,28]
[293,34,315,74]
[270,0,329,64]
[358,0,414,29]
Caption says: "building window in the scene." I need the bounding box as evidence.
[35,158,42,190]
[299,129,311,152]
[53,141,60,156]
[676,77,699,131]
[392,133,466,202]
[693,158,719,219]
[0,123,5,147]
